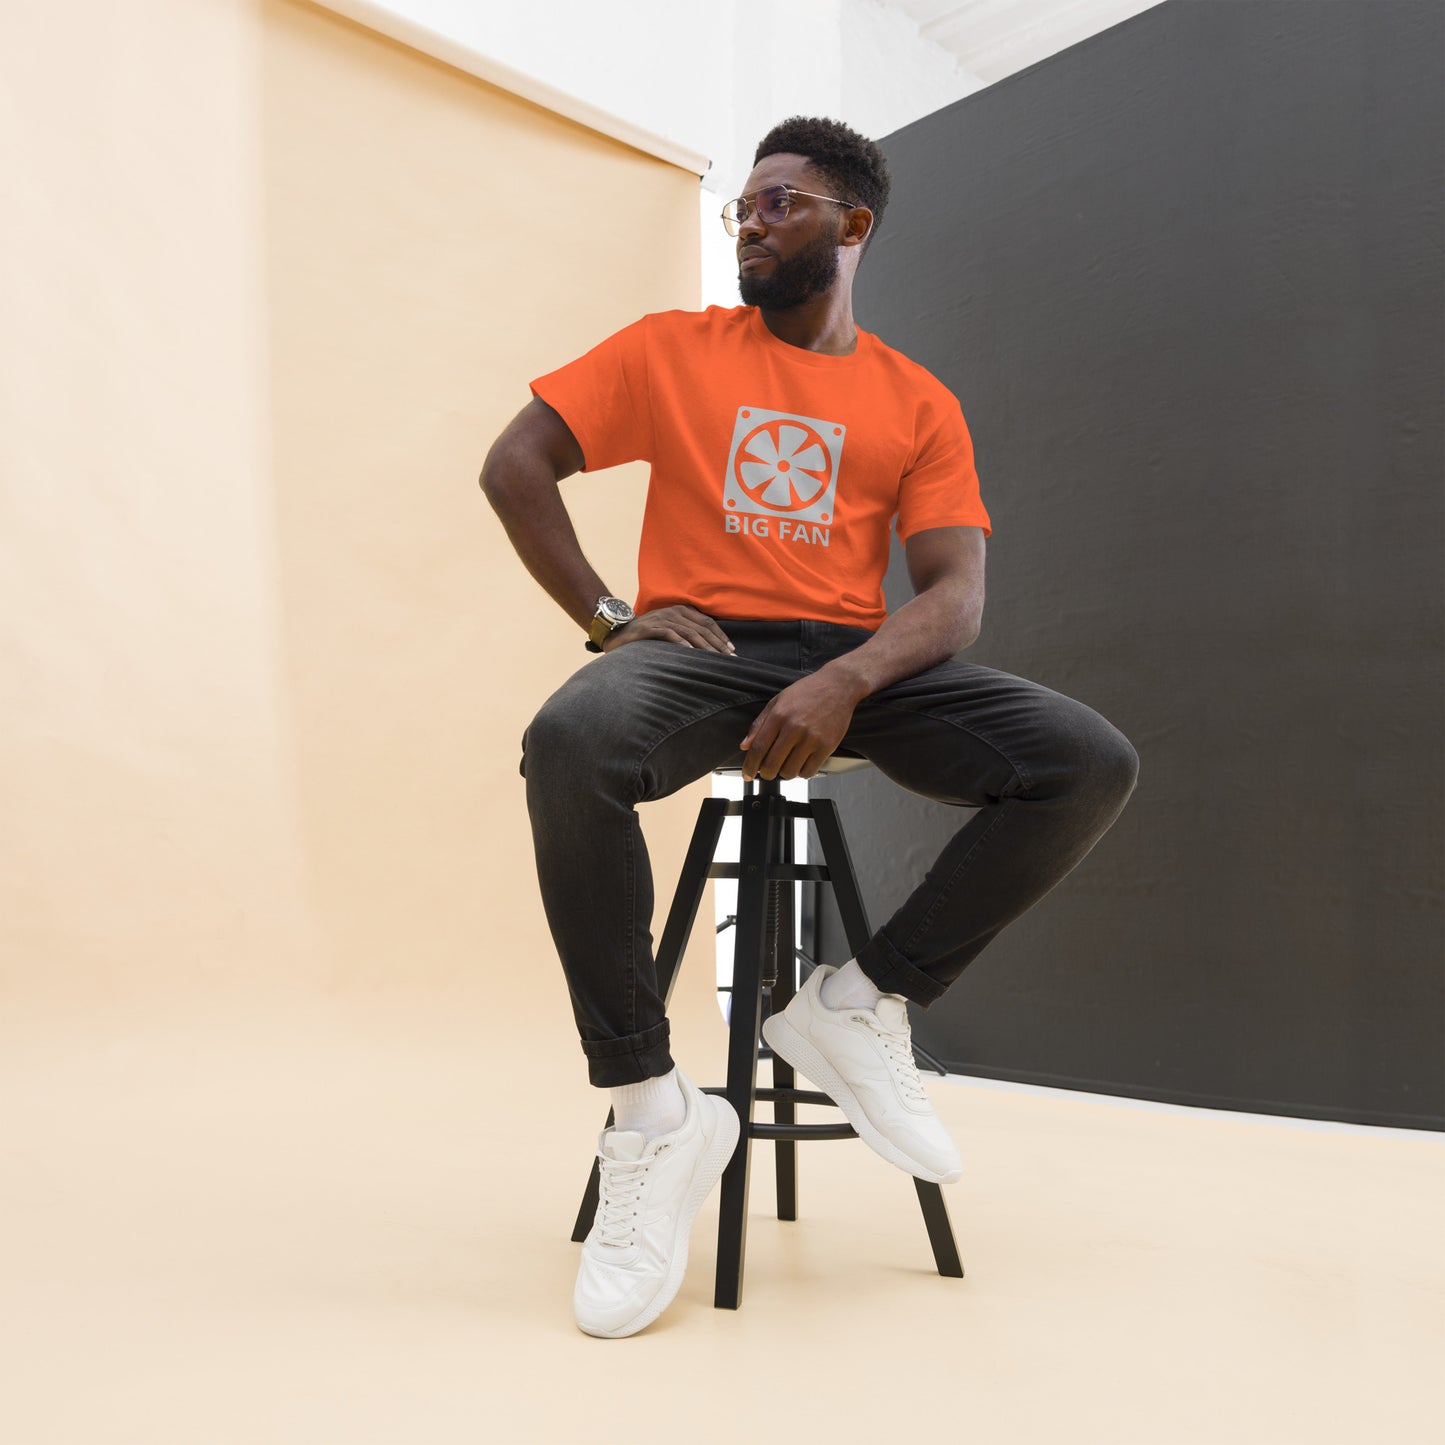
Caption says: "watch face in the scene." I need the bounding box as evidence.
[600,598,634,625]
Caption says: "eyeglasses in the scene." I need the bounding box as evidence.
[720,184,856,236]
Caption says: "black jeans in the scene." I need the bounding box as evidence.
[521,621,1138,1087]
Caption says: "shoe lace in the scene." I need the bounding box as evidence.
[859,1014,929,1107]
[594,1145,665,1249]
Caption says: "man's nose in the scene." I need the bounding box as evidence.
[737,206,767,242]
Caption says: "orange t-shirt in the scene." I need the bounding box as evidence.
[530,305,990,631]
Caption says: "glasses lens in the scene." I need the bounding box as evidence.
[722,186,794,235]
[756,186,791,224]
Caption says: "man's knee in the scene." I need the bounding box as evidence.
[520,663,655,803]
[1075,711,1139,819]
[1096,720,1139,805]
[520,681,594,785]
[1042,698,1139,819]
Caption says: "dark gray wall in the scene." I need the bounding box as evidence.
[816,0,1444,1128]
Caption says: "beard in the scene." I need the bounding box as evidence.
[738,231,840,310]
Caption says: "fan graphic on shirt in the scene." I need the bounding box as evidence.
[735,419,832,511]
[722,406,845,526]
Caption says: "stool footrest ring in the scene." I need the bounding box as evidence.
[701,1085,859,1141]
[702,1085,836,1108]
[750,1121,859,1142]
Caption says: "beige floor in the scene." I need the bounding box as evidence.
[2,983,1441,1445]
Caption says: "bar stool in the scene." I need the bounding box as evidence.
[570,756,964,1310]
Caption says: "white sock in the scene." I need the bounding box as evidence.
[610,1068,686,1139]
[820,958,887,1011]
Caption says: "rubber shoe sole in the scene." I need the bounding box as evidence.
[762,1011,960,1185]
[577,1092,740,1338]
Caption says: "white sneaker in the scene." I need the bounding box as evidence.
[762,965,962,1184]
[574,1071,739,1338]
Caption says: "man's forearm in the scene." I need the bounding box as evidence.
[816,525,986,702]
[819,583,982,703]
[480,439,609,632]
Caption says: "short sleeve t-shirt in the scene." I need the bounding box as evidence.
[530,305,989,632]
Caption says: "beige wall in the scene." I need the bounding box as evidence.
[0,0,703,1009]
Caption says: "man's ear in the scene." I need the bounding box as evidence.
[840,205,874,248]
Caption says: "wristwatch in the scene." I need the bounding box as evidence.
[585,596,635,652]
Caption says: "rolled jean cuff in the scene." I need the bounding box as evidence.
[580,1019,675,1088]
[855,929,948,1006]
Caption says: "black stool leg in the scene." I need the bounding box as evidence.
[657,798,733,1010]
[809,794,965,1280]
[568,1106,612,1244]
[713,782,775,1309]
[914,1178,965,1277]
[770,812,799,1222]
[570,797,730,1244]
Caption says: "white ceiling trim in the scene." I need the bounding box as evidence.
[314,0,713,176]
[882,0,1167,85]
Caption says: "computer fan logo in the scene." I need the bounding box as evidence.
[722,407,845,526]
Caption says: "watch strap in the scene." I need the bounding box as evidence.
[587,612,614,649]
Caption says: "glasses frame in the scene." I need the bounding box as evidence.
[720,184,857,236]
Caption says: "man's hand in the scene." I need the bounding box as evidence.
[604,605,735,654]
[739,669,864,780]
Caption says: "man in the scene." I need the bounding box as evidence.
[481,116,1138,1338]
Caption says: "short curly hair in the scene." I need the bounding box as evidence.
[753,116,891,249]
